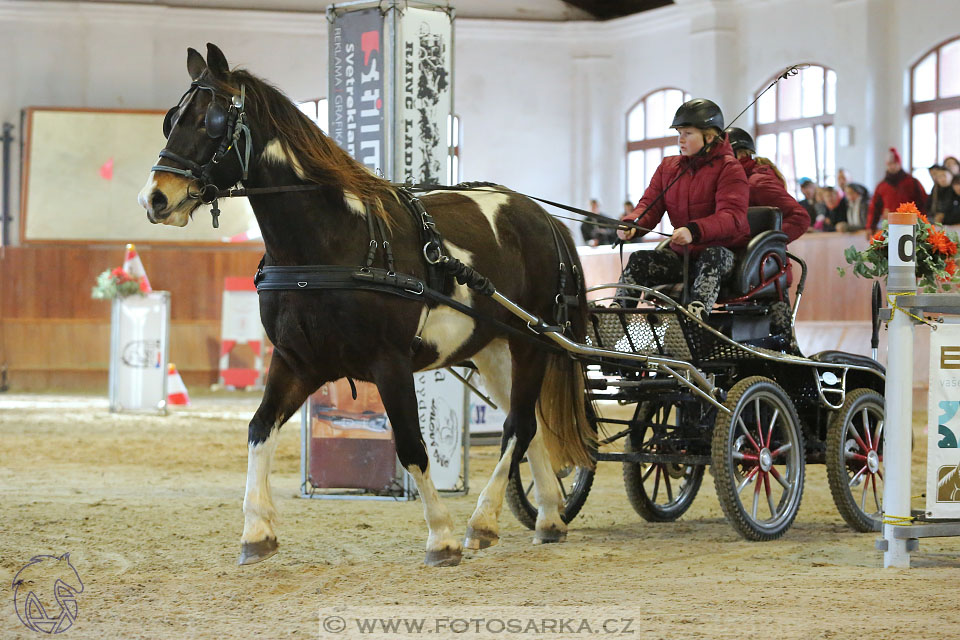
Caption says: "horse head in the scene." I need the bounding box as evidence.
[139,43,248,227]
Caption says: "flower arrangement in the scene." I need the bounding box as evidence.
[839,202,960,293]
[91,267,150,300]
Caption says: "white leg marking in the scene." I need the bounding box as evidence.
[241,429,280,543]
[526,428,567,543]
[465,436,517,549]
[459,187,509,246]
[407,464,462,561]
[418,241,477,368]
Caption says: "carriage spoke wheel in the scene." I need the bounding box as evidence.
[623,401,704,522]
[711,376,804,541]
[506,459,595,530]
[826,388,884,532]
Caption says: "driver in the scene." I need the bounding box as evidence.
[618,99,749,318]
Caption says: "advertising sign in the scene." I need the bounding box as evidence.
[328,8,386,173]
[927,320,960,518]
[395,7,452,184]
[109,292,170,413]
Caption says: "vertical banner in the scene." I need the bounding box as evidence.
[328,8,386,173]
[109,292,170,413]
[414,369,465,491]
[927,320,960,518]
[396,7,452,184]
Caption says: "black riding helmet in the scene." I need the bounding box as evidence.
[725,127,756,154]
[671,98,724,132]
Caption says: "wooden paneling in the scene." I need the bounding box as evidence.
[577,232,874,320]
[0,244,264,390]
[0,233,882,390]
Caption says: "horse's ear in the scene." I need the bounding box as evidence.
[205,43,229,79]
[187,47,206,80]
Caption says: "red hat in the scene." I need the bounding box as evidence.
[889,147,902,164]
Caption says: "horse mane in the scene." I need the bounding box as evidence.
[212,68,396,223]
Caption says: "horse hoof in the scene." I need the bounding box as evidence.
[464,526,499,550]
[424,547,462,567]
[238,537,279,565]
[533,528,567,545]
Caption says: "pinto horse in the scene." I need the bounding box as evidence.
[138,44,594,567]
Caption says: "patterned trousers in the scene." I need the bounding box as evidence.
[618,246,735,310]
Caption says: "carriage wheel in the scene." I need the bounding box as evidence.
[711,376,805,541]
[505,459,594,530]
[623,401,704,522]
[826,388,884,532]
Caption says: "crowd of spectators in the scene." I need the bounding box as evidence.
[801,148,960,234]
[586,147,960,246]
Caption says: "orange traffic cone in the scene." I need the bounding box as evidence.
[123,243,153,293]
[167,363,190,406]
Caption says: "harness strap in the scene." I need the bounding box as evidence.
[254,263,566,355]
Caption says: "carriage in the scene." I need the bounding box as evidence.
[144,44,886,565]
[505,206,887,541]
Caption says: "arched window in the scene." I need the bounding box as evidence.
[754,64,837,197]
[626,88,691,234]
[910,36,960,191]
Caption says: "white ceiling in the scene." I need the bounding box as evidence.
[41,0,595,21]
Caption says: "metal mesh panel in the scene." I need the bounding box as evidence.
[586,309,692,360]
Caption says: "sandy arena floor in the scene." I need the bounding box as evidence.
[2,392,959,639]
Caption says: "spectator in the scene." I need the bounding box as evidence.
[930,164,955,223]
[945,156,960,178]
[581,199,617,247]
[945,175,960,226]
[798,177,818,220]
[820,186,847,231]
[867,147,927,230]
[837,168,849,194]
[841,184,870,231]
[725,127,810,242]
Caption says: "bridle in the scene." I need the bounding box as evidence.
[151,77,252,227]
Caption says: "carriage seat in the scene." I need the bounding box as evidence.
[651,207,788,305]
[717,206,788,304]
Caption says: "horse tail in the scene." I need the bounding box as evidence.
[536,219,596,471]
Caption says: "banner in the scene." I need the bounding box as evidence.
[927,320,960,518]
[395,7,452,184]
[109,292,169,412]
[414,368,465,491]
[328,8,386,173]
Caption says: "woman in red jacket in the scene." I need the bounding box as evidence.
[618,99,750,317]
[724,127,810,240]
[724,127,808,350]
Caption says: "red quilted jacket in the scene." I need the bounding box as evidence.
[738,157,810,243]
[623,138,750,256]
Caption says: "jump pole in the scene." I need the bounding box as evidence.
[881,208,918,568]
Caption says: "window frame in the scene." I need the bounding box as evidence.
[909,36,960,182]
[753,63,837,196]
[624,88,691,235]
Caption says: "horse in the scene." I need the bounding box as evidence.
[138,43,594,567]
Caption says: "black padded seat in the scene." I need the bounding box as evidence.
[646,207,788,304]
[809,350,886,375]
[719,206,788,302]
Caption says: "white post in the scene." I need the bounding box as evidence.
[882,209,917,568]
